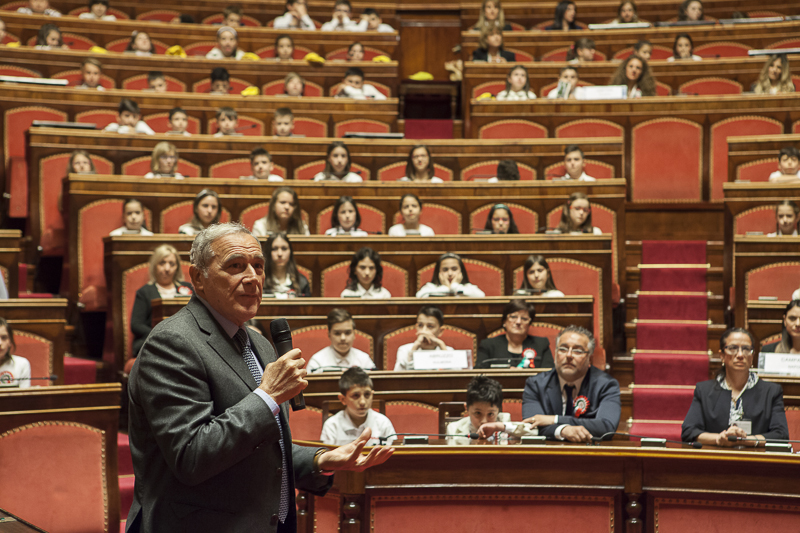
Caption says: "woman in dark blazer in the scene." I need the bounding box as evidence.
[681,327,789,446]
[130,244,193,359]
[476,300,554,368]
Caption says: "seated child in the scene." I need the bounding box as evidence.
[769,200,799,237]
[313,141,363,181]
[356,8,394,32]
[144,142,183,178]
[79,0,116,20]
[447,376,535,439]
[210,67,232,94]
[252,187,310,236]
[347,41,364,61]
[335,67,387,100]
[633,39,652,62]
[416,252,486,298]
[321,0,358,31]
[308,309,376,372]
[394,306,452,370]
[0,320,31,387]
[274,34,295,61]
[400,145,444,182]
[472,25,514,63]
[104,99,155,135]
[222,4,242,26]
[483,203,519,234]
[273,0,316,30]
[496,65,536,101]
[18,0,61,16]
[273,107,295,137]
[67,150,96,175]
[768,146,800,183]
[560,145,596,181]
[552,192,603,235]
[320,367,395,445]
[325,196,369,236]
[126,30,155,56]
[76,58,104,90]
[166,107,190,136]
[283,72,306,97]
[341,247,392,298]
[547,66,581,99]
[35,23,67,49]
[213,107,240,136]
[489,159,520,182]
[667,33,701,62]
[147,71,167,92]
[206,26,246,59]
[388,194,434,236]
[109,198,153,235]
[240,147,284,181]
[566,37,595,64]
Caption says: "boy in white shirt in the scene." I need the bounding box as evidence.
[273,0,316,30]
[308,309,376,373]
[166,107,191,136]
[561,145,596,181]
[273,107,295,137]
[320,367,396,445]
[335,67,387,100]
[394,306,452,371]
[446,376,536,440]
[355,8,395,32]
[213,107,241,137]
[768,146,800,183]
[147,71,168,93]
[321,0,358,31]
[75,58,104,90]
[240,147,284,181]
[103,99,155,135]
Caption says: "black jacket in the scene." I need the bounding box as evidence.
[476,334,553,369]
[472,48,516,62]
[130,281,194,358]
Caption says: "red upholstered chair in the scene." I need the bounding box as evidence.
[555,119,624,139]
[291,325,373,365]
[478,120,547,139]
[769,38,800,50]
[417,259,503,296]
[709,117,782,201]
[261,79,323,97]
[385,401,439,435]
[733,206,778,235]
[0,31,19,44]
[631,118,702,202]
[14,330,53,386]
[208,116,265,136]
[786,407,800,453]
[761,333,781,347]
[288,406,323,441]
[460,160,536,181]
[746,263,800,302]
[383,325,477,370]
[0,421,114,533]
[377,162,453,181]
[292,117,328,137]
[160,201,231,233]
[202,13,261,25]
[538,80,594,98]
[75,109,118,129]
[39,152,113,256]
[0,65,39,77]
[325,46,386,60]
[613,45,672,61]
[121,156,200,178]
[0,1,26,10]
[28,33,96,50]
[329,81,392,98]
[255,45,313,59]
[4,106,67,218]
[142,112,200,134]
[294,161,370,180]
[694,42,752,58]
[105,37,168,54]
[78,200,127,310]
[192,77,251,94]
[210,158,286,179]
[68,5,129,18]
[393,203,461,234]
[53,69,113,88]
[317,202,385,235]
[321,260,408,297]
[544,160,615,180]
[508,48,534,62]
[334,119,390,137]
[472,81,507,99]
[469,203,538,234]
[736,158,777,182]
[655,82,672,97]
[123,74,185,92]
[503,398,523,420]
[678,77,743,95]
[137,9,179,21]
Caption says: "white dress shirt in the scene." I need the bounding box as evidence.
[109,226,154,236]
[553,373,586,440]
[387,224,435,236]
[320,409,395,445]
[272,12,316,29]
[416,282,485,298]
[324,227,369,236]
[104,121,155,135]
[340,284,391,299]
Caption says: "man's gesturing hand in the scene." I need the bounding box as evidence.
[259,348,307,405]
[317,428,394,472]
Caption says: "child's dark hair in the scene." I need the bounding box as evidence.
[520,254,559,291]
[211,67,230,83]
[432,253,471,285]
[466,375,503,408]
[497,160,520,181]
[37,23,62,46]
[344,66,365,80]
[275,33,293,50]
[779,146,800,160]
[566,37,595,62]
[564,144,584,158]
[346,247,383,291]
[339,366,372,395]
[331,195,362,229]
[274,107,293,119]
[483,203,520,234]
[216,106,237,121]
[118,98,140,115]
[399,193,422,211]
[363,7,379,16]
[334,0,352,8]
[418,305,444,327]
[168,107,186,120]
[88,0,109,7]
[250,147,271,163]
[148,71,164,83]
[327,307,354,330]
[633,39,651,53]
[672,33,694,58]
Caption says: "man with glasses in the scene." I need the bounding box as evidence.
[521,325,620,442]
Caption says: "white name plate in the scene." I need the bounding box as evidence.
[577,85,628,100]
[412,350,472,370]
[763,353,800,376]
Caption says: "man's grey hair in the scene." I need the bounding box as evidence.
[190,222,257,276]
[555,325,596,355]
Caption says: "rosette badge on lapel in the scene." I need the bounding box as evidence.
[573,396,589,417]
[178,286,193,296]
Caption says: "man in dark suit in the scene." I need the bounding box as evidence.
[521,325,620,442]
[126,223,392,532]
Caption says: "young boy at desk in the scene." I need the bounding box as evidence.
[167,107,191,136]
[446,376,536,439]
[308,308,376,373]
[393,306,452,371]
[103,99,155,135]
[240,147,284,181]
[768,146,800,183]
[320,367,396,445]
[147,71,167,93]
[213,107,241,136]
[273,107,295,137]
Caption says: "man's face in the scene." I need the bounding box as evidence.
[329,320,355,356]
[119,111,139,127]
[554,331,592,382]
[273,115,294,136]
[190,233,265,326]
[149,77,167,92]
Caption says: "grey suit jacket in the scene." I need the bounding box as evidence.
[126,295,331,532]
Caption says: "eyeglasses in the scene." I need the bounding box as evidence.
[556,346,588,357]
[723,345,754,356]
[506,314,531,324]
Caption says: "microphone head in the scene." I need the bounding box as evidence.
[692,441,703,449]
[270,318,292,342]
[468,432,480,439]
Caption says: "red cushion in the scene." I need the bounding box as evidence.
[746,263,800,301]
[393,204,461,234]
[460,160,536,181]
[385,401,438,435]
[142,113,200,134]
[555,119,624,139]
[136,9,180,22]
[293,117,328,137]
[478,120,547,140]
[79,200,127,310]
[14,331,52,386]
[334,119,390,138]
[679,78,743,96]
[317,202,385,235]
[122,74,186,92]
[694,42,752,58]
[736,158,777,182]
[734,206,778,235]
[471,81,507,99]
[76,110,118,129]
[288,407,323,441]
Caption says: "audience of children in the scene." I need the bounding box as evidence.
[19,0,61,17]
[308,309,376,372]
[388,194,435,236]
[104,99,156,135]
[144,142,183,179]
[566,37,596,64]
[213,107,240,136]
[394,306,453,370]
[35,23,66,49]
[768,147,800,183]
[76,58,104,90]
[609,55,656,97]
[80,0,116,21]
[547,66,582,99]
[552,192,603,235]
[321,0,357,31]
[147,71,168,93]
[483,203,519,234]
[340,247,392,298]
[320,367,395,445]
[336,67,387,100]
[753,54,795,95]
[252,186,310,236]
[263,232,311,297]
[167,107,191,135]
[667,33,701,62]
[109,198,153,236]
[206,26,246,59]
[416,252,486,298]
[561,145,596,181]
[356,8,395,32]
[314,141,363,181]
[677,0,705,21]
[178,189,220,235]
[611,1,639,24]
[241,147,284,181]
[325,196,369,236]
[283,72,306,97]
[400,145,444,182]
[273,0,316,30]
[273,34,295,61]
[0,318,31,388]
[472,25,515,63]
[516,255,565,297]
[210,67,232,94]
[544,0,579,31]
[126,31,155,56]
[496,65,536,100]
[272,107,295,137]
[472,0,512,32]
[768,200,799,237]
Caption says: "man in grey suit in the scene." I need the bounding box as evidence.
[126,223,392,532]
[521,325,620,443]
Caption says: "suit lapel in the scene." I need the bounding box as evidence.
[546,371,563,415]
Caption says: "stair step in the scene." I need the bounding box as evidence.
[626,240,723,269]
[631,385,695,420]
[625,321,726,352]
[626,292,724,323]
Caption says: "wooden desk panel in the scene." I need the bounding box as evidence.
[0,231,22,298]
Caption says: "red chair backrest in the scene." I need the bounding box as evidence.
[736,158,777,183]
[291,325,373,365]
[53,69,114,88]
[240,203,270,231]
[14,330,53,386]
[288,406,323,441]
[261,79,323,97]
[470,203,538,234]
[121,156,200,178]
[202,13,261,26]
[555,119,624,139]
[78,200,125,310]
[544,160,615,180]
[679,77,743,96]
[377,162,453,182]
[29,33,96,50]
[472,81,507,99]
[142,113,200,134]
[334,119,390,138]
[208,116,265,136]
[122,74,185,92]
[209,158,286,179]
[383,325,477,370]
[385,401,439,435]
[393,203,461,234]
[75,110,117,129]
[160,202,231,233]
[746,262,800,301]
[694,42,752,58]
[68,5,129,18]
[478,120,547,139]
[417,259,503,296]
[460,160,536,181]
[137,9,179,21]
[613,45,673,60]
[769,38,800,50]
[0,65,39,77]
[293,117,328,137]
[734,206,777,235]
[317,202,385,234]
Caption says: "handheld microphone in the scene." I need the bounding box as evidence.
[269,318,305,411]
[592,431,702,449]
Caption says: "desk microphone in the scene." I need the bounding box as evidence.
[0,374,58,386]
[270,318,305,411]
[378,432,479,445]
[592,431,702,449]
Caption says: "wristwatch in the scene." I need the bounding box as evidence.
[313,448,334,476]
